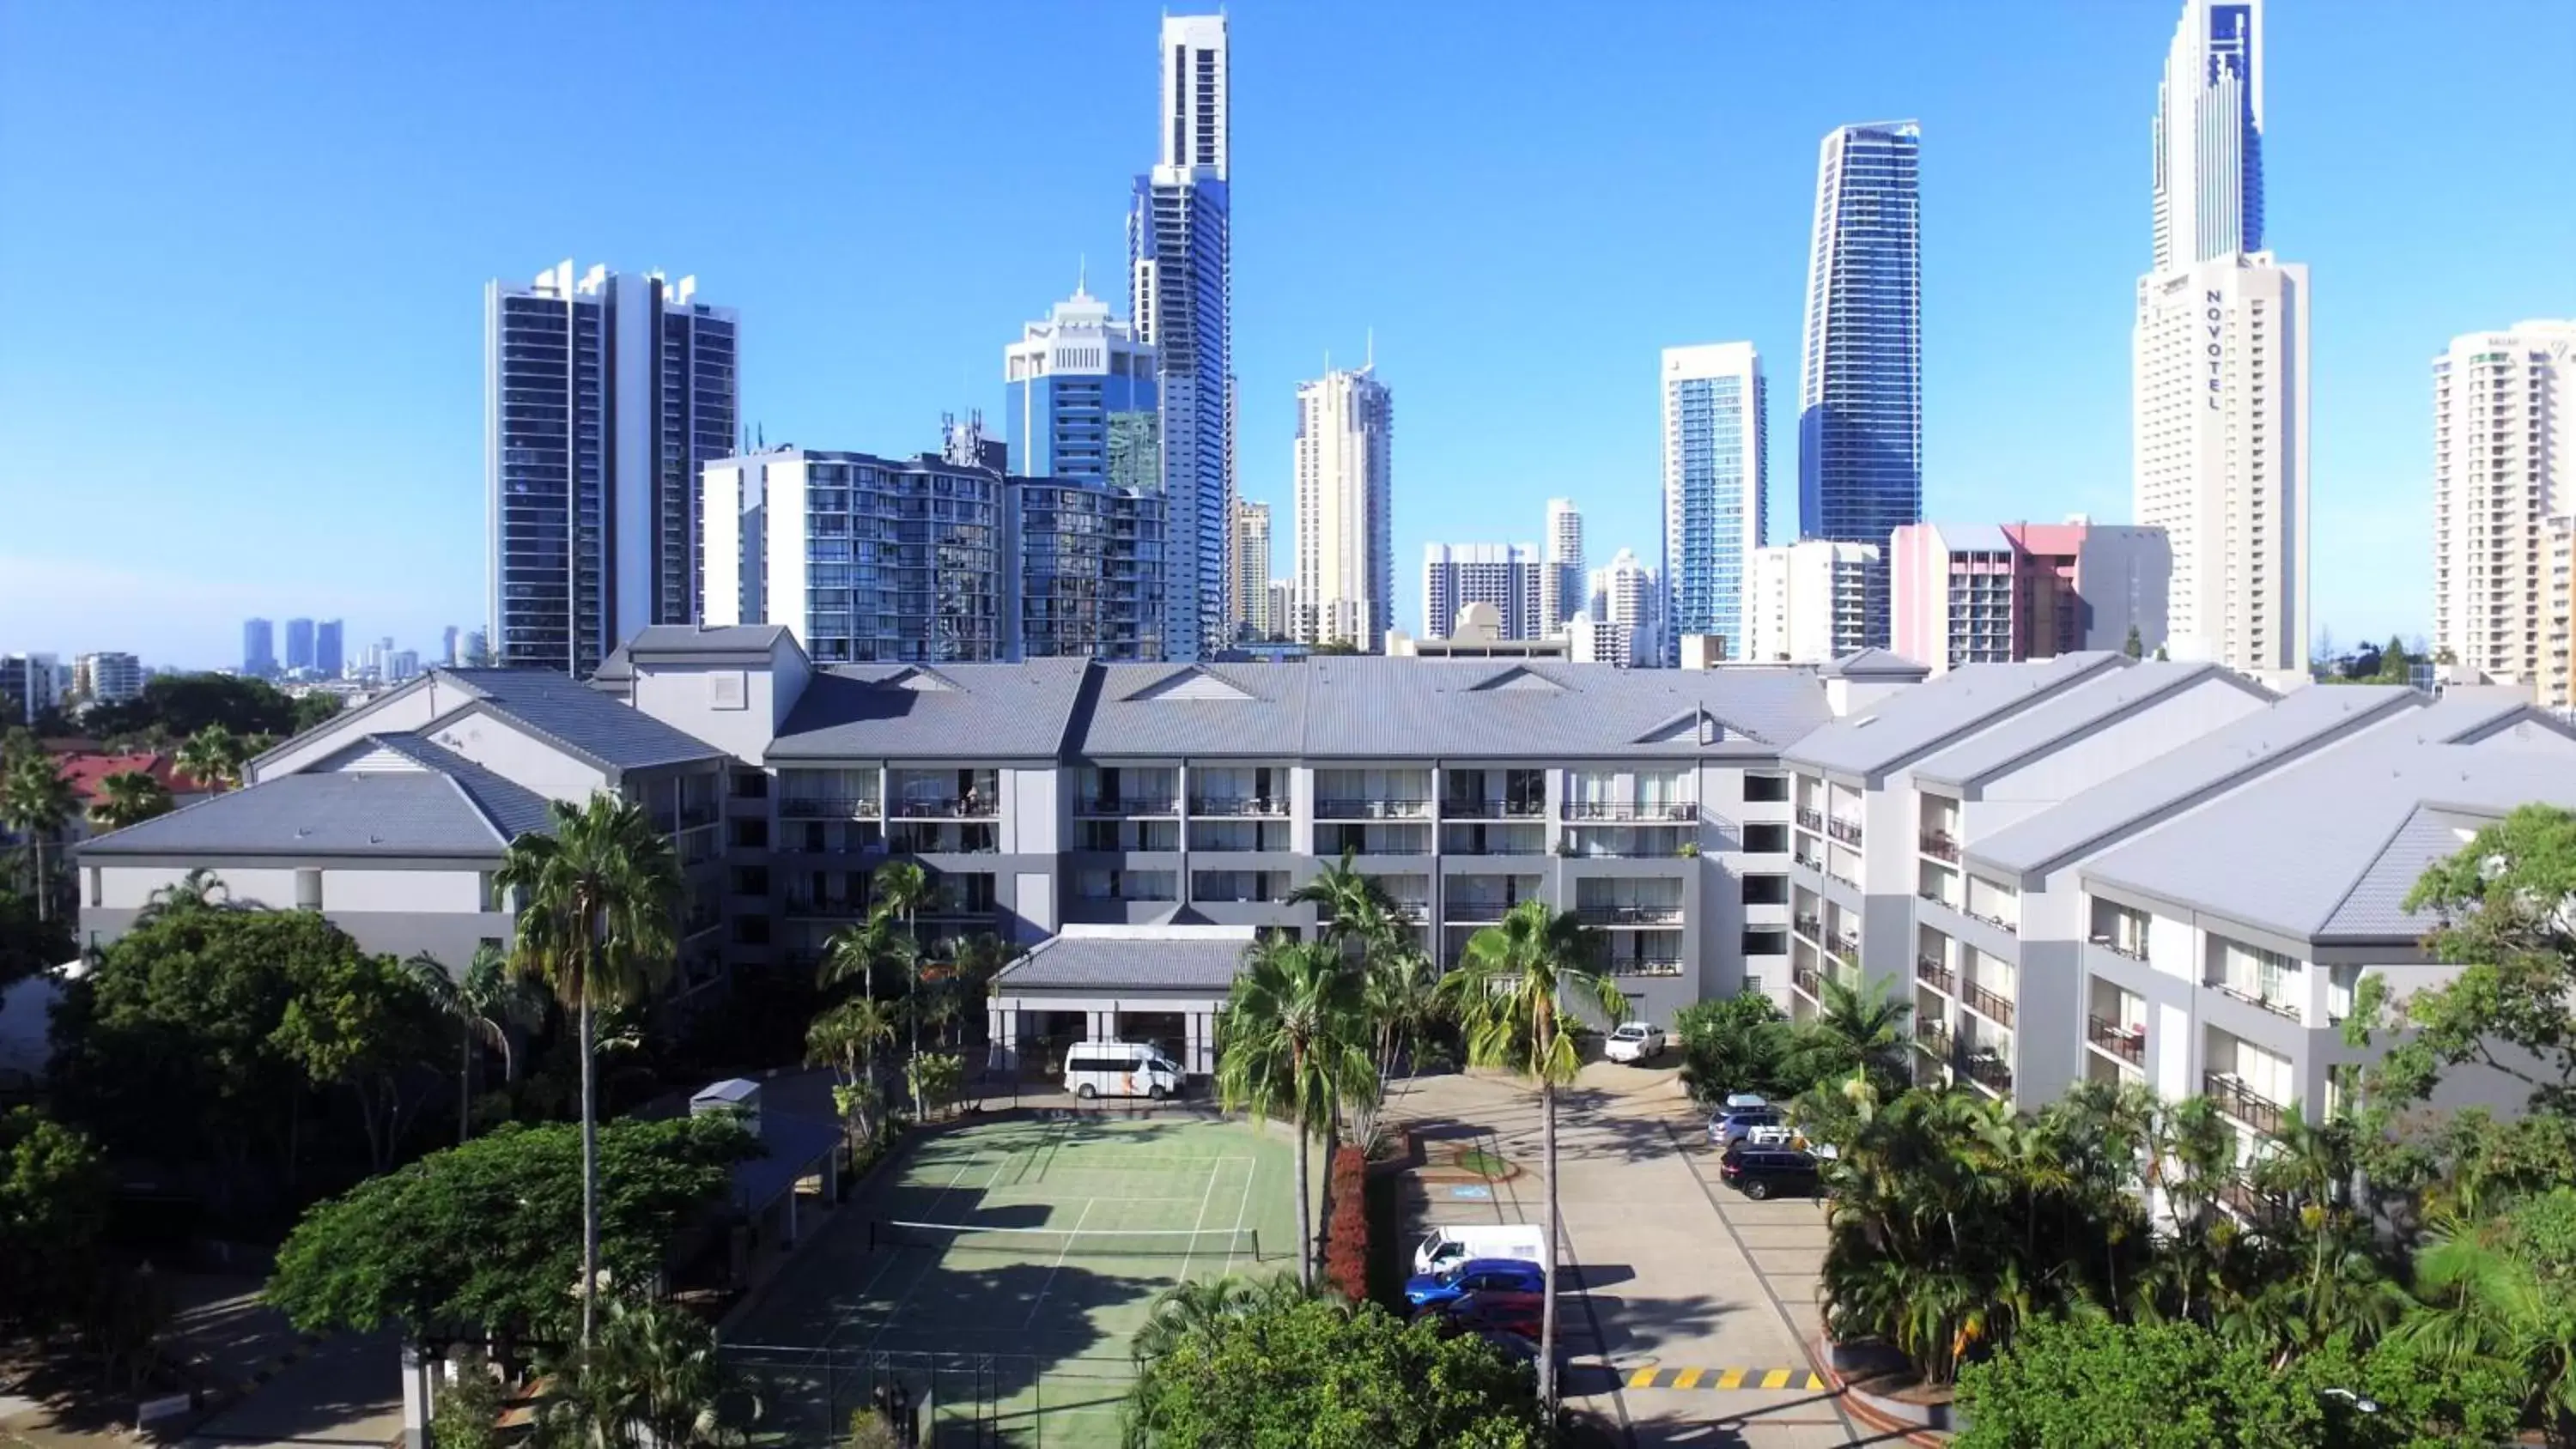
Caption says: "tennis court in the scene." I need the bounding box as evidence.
[726,1109,1305,1446]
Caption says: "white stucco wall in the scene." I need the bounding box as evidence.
[420,710,613,803]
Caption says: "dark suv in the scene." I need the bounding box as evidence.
[1718,1144,1820,1200]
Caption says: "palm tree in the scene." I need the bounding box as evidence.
[90,769,175,831]
[1784,975,1911,1094]
[538,1296,750,1447]
[496,792,682,1346]
[0,750,77,922]
[1214,937,1376,1289]
[1130,1271,1327,1361]
[136,867,229,924]
[404,943,538,1145]
[871,858,932,1060]
[1288,848,1399,962]
[174,723,249,795]
[818,909,912,1002]
[2391,1191,2576,1439]
[1437,899,1625,1415]
[807,997,898,1149]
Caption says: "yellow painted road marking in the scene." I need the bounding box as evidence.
[1717,1367,1746,1388]
[1674,1368,1704,1389]
[1628,1367,1659,1389]
[1622,1367,1824,1391]
[1759,1368,1792,1389]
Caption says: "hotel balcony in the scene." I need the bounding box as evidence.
[1439,822,1547,856]
[1961,979,2015,1028]
[1914,955,1956,995]
[780,793,882,821]
[1577,903,1687,926]
[1826,817,1864,847]
[890,768,1000,820]
[1076,792,1179,816]
[1914,1017,1953,1060]
[1315,796,1432,820]
[1919,829,1960,863]
[2087,900,2151,961]
[1792,963,1824,1002]
[1188,795,1290,818]
[890,796,999,819]
[2202,1070,2287,1137]
[1795,806,1823,833]
[1442,796,1546,820]
[2087,1014,2145,1068]
[1561,800,1698,822]
[1961,1046,2014,1097]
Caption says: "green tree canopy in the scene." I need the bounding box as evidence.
[1121,1293,1544,1448]
[264,1114,756,1345]
[0,1106,112,1332]
[83,672,310,742]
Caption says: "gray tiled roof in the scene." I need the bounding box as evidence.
[768,658,1097,761]
[1911,662,2256,790]
[1965,683,2420,880]
[2360,685,2576,749]
[995,934,1252,992]
[2081,742,2576,942]
[1820,647,1932,681]
[2316,806,2472,940]
[79,771,517,858]
[363,735,558,840]
[622,624,799,659]
[440,669,726,773]
[1291,658,1832,758]
[1075,664,1309,757]
[1782,652,2126,780]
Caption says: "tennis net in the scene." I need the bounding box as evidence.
[869,1219,1260,1259]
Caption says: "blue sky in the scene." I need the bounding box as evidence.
[1,1,2568,669]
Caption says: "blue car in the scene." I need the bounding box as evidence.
[1404,1256,1546,1309]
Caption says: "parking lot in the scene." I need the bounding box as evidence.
[1388,1064,1865,1448]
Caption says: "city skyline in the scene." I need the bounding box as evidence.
[3,2,2570,666]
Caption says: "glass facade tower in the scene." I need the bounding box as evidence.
[1797,121,1922,588]
[2153,0,2263,270]
[484,261,738,676]
[1662,343,1766,664]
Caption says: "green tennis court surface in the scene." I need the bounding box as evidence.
[726,1110,1304,1446]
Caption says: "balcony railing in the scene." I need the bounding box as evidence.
[1826,818,1864,846]
[1792,965,1823,999]
[2205,979,2301,1022]
[2215,1174,2280,1222]
[2087,1014,2145,1067]
[780,795,881,821]
[1917,887,1955,910]
[2088,932,2148,962]
[1607,956,1686,978]
[679,802,721,830]
[1793,913,1822,941]
[1446,900,1515,924]
[1962,1052,2014,1094]
[775,835,888,858]
[1919,830,1960,862]
[1963,980,2016,1027]
[679,833,723,867]
[1914,1019,1953,1058]
[1965,908,2020,936]
[1561,801,1697,822]
[782,894,869,919]
[1077,795,1178,815]
[919,900,997,920]
[2202,1071,2287,1137]
[893,797,997,820]
[1189,797,1290,817]
[1386,901,1431,923]
[1830,933,1862,967]
[1577,904,1686,925]
[1315,797,1431,820]
[1794,850,1824,871]
[1442,838,1546,857]
[1915,956,1956,994]
[1795,807,1824,832]
[1443,798,1546,820]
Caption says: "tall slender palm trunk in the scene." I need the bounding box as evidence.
[1293,1126,1314,1288]
[1539,1076,1562,1416]
[578,991,599,1348]
[459,1027,474,1147]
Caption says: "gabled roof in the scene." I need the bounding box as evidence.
[1966,683,2420,881]
[994,930,1255,993]
[1783,652,2126,780]
[768,658,1096,761]
[1077,664,1307,757]
[435,669,726,775]
[1292,657,1832,759]
[1820,647,1932,681]
[620,624,801,662]
[359,735,558,840]
[2081,741,2576,943]
[79,772,523,858]
[1911,661,2257,791]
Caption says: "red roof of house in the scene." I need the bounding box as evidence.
[51,752,212,804]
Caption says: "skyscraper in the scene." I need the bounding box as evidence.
[2432,322,2574,696]
[1130,13,1231,660]
[1292,365,1394,651]
[1003,276,1159,490]
[1747,541,1886,664]
[2133,256,2309,675]
[484,261,738,676]
[1572,548,1662,667]
[1541,499,1584,633]
[2153,0,2263,271]
[2132,0,2305,677]
[241,618,276,677]
[1423,543,1542,640]
[1662,343,1766,664]
[315,620,344,679]
[284,617,316,673]
[1797,122,1923,564]
[1230,500,1273,640]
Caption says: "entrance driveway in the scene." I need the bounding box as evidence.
[1387,1066,1865,1448]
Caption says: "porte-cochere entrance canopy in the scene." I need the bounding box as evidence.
[986,924,1256,1076]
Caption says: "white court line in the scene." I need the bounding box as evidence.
[822,1150,991,1352]
[1175,1156,1224,1284]
[863,1152,1015,1354]
[1023,1197,1097,1331]
[1222,1155,1256,1276]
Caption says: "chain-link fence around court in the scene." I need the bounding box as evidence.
[723,1343,1139,1449]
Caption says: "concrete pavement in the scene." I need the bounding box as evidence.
[1387,1065,1865,1448]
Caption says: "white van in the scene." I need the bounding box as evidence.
[1062,1041,1185,1100]
[1412,1223,1548,1276]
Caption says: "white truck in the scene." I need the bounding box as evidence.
[1412,1223,1549,1276]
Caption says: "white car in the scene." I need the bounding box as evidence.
[1603,1022,1666,1064]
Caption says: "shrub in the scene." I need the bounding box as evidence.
[1323,1145,1369,1301]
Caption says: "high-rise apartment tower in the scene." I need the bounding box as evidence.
[2432,322,2575,699]
[1292,365,1394,651]
[1662,343,1766,664]
[2153,0,2264,270]
[1798,122,1922,562]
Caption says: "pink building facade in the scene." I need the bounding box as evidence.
[1889,520,2169,674]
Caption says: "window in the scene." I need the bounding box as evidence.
[1744,773,1789,803]
[1743,874,1788,906]
[296,869,322,911]
[731,769,769,799]
[730,818,769,848]
[1741,928,1788,957]
[1743,823,1788,854]
[732,866,769,898]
